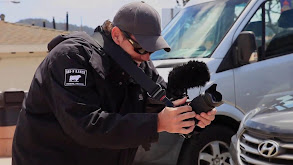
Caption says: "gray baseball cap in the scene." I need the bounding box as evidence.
[113,1,171,52]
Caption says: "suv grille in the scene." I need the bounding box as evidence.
[239,130,293,165]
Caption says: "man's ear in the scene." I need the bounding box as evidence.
[111,27,124,45]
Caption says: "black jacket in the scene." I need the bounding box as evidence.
[12,32,166,165]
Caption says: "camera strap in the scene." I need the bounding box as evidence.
[91,29,173,107]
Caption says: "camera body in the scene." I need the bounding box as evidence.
[181,84,223,138]
[190,84,223,114]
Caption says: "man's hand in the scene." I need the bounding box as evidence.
[195,108,217,128]
[157,97,196,134]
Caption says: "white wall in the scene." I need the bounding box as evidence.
[0,53,46,91]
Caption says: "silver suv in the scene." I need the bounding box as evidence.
[230,93,293,165]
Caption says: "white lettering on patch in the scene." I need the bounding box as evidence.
[64,69,87,86]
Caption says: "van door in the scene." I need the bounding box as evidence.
[234,0,293,111]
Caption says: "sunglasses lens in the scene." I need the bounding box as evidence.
[123,31,149,55]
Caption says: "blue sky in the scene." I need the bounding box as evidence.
[1,0,178,28]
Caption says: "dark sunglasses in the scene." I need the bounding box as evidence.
[122,31,152,55]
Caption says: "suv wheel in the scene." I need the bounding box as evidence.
[177,124,236,165]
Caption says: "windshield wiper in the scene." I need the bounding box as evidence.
[152,57,185,60]
[156,61,187,68]
[166,57,186,59]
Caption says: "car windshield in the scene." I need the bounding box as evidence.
[151,0,250,60]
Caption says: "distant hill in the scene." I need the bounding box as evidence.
[17,18,94,35]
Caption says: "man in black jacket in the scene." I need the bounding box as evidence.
[12,2,216,165]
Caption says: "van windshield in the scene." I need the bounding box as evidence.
[151,0,250,60]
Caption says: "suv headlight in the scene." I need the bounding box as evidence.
[236,108,260,137]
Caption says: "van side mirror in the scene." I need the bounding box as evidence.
[233,31,258,66]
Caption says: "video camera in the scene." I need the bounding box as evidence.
[167,61,223,138]
[183,84,223,138]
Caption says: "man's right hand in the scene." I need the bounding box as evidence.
[157,97,196,134]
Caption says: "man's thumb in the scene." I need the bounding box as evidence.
[172,97,187,107]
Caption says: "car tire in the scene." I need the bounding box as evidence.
[177,124,236,165]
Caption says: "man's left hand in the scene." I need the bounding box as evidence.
[195,108,217,128]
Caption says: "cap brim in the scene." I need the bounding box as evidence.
[134,34,171,53]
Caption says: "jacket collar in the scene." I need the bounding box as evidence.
[90,32,136,83]
[90,31,150,85]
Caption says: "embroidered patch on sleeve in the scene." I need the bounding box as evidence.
[64,69,87,86]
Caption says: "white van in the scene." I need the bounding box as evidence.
[134,0,293,164]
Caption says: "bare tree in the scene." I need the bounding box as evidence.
[176,0,190,6]
[183,0,190,6]
[266,0,281,34]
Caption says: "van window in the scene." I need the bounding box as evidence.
[243,0,293,59]
[151,0,250,60]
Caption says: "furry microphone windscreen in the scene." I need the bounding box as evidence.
[167,61,210,90]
